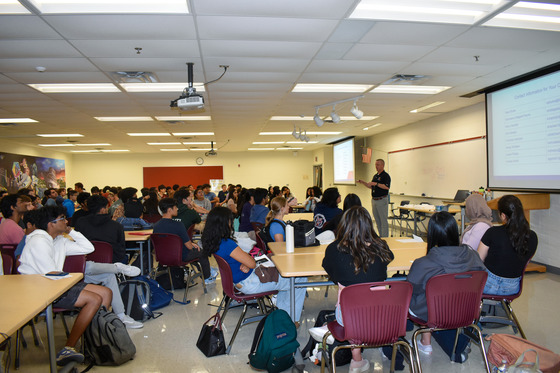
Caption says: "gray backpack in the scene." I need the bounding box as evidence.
[83,307,136,368]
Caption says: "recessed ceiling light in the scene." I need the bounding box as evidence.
[483,1,560,31]
[0,118,37,123]
[188,148,211,151]
[1,0,32,14]
[410,101,446,113]
[28,84,120,93]
[156,116,211,121]
[182,142,212,145]
[259,131,342,135]
[371,85,451,94]
[26,0,189,14]
[147,142,182,145]
[38,143,75,147]
[172,132,214,136]
[276,147,303,150]
[95,117,153,121]
[248,148,275,151]
[100,149,130,152]
[286,141,318,144]
[127,133,171,137]
[292,84,373,93]
[37,133,83,137]
[120,83,204,92]
[363,123,383,130]
[71,150,100,153]
[160,149,189,152]
[252,141,286,145]
[75,143,111,146]
[270,115,378,121]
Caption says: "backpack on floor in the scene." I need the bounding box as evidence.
[119,276,172,321]
[300,309,353,367]
[155,266,187,290]
[82,306,136,368]
[248,309,299,373]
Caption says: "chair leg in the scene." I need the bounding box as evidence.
[29,320,40,346]
[192,262,206,294]
[167,267,175,293]
[451,328,460,362]
[220,297,233,321]
[395,339,417,373]
[503,300,526,339]
[60,313,70,338]
[470,323,491,373]
[183,267,192,303]
[15,328,22,369]
[411,328,425,373]
[226,302,249,354]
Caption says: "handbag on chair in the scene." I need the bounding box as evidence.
[196,313,227,357]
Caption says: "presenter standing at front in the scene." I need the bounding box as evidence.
[359,159,391,237]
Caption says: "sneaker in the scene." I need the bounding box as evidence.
[308,325,334,344]
[209,267,219,279]
[349,359,370,373]
[115,262,141,277]
[56,346,84,366]
[204,276,217,285]
[417,340,433,355]
[120,314,143,329]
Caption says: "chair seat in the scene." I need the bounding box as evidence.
[231,288,278,302]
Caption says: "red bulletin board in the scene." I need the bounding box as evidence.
[143,166,223,188]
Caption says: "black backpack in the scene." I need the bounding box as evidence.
[300,309,352,367]
[82,307,136,369]
[119,276,172,322]
[258,220,286,245]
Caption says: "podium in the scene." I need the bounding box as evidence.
[487,194,549,273]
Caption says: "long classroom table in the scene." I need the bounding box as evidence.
[0,273,83,373]
[399,205,462,235]
[125,229,153,274]
[268,237,427,321]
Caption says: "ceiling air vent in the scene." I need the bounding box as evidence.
[383,74,430,85]
[110,71,159,83]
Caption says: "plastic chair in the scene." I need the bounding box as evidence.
[479,257,534,339]
[0,243,18,274]
[150,233,206,303]
[1,251,13,275]
[414,202,430,235]
[396,201,414,236]
[251,222,263,232]
[87,241,114,263]
[320,281,415,373]
[213,254,277,354]
[408,271,490,373]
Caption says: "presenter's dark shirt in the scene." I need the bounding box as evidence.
[371,170,391,198]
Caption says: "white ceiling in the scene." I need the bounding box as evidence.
[1,0,560,154]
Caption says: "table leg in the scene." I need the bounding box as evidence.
[461,205,466,234]
[147,239,152,275]
[289,277,296,321]
[413,211,418,235]
[138,242,144,275]
[45,304,56,373]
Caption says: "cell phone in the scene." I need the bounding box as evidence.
[46,271,69,276]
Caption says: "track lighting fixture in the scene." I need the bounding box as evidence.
[330,106,340,123]
[292,125,299,139]
[313,110,324,127]
[350,101,363,119]
[313,94,365,127]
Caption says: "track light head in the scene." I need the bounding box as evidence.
[350,104,363,119]
[314,113,324,127]
[330,109,340,124]
[292,125,299,139]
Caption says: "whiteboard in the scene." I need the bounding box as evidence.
[387,138,486,198]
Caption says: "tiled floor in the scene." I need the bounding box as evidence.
[6,269,560,372]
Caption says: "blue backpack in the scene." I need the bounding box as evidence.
[248,309,299,373]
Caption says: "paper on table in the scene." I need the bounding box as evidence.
[286,224,295,253]
[397,235,424,243]
[43,274,72,280]
[254,255,275,268]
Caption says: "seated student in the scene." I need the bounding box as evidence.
[142,190,161,223]
[18,206,113,366]
[310,206,394,373]
[62,190,78,218]
[19,209,143,329]
[217,184,228,204]
[461,193,493,250]
[313,187,342,235]
[202,207,307,323]
[238,188,255,233]
[193,187,212,220]
[477,195,538,296]
[153,198,217,285]
[263,197,289,242]
[249,188,269,227]
[116,192,152,230]
[407,211,486,362]
[173,189,202,232]
[303,187,319,212]
[0,193,29,245]
[202,184,219,207]
[323,193,362,233]
[281,186,298,207]
[107,188,123,217]
[69,192,90,227]
[225,186,239,215]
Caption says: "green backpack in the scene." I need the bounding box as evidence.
[248,309,300,373]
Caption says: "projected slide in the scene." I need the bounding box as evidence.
[487,68,560,191]
[333,138,355,185]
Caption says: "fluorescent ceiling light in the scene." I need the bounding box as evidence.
[363,123,383,130]
[172,132,214,136]
[371,85,451,94]
[188,148,211,151]
[28,83,120,93]
[71,150,100,153]
[0,118,37,123]
[155,116,211,121]
[248,148,275,151]
[270,115,378,121]
[147,142,181,145]
[100,149,129,152]
[37,133,83,137]
[182,142,212,145]
[286,141,318,144]
[483,2,560,31]
[127,133,171,137]
[75,143,111,146]
[38,144,75,147]
[253,141,285,145]
[95,116,153,122]
[276,147,303,150]
[260,131,342,135]
[27,0,189,14]
[160,149,189,152]
[292,84,373,93]
[339,116,379,121]
[1,1,32,13]
[349,0,501,25]
[410,101,446,113]
[120,83,204,92]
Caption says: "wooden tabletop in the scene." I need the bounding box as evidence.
[284,212,314,222]
[399,205,461,214]
[124,229,153,241]
[0,273,83,340]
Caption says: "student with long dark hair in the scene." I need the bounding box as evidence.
[477,195,537,295]
[313,187,342,235]
[314,206,394,373]
[407,211,485,362]
[202,207,307,323]
[238,188,255,232]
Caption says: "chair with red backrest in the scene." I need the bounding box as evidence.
[213,254,277,354]
[87,241,114,263]
[320,281,415,373]
[1,251,13,275]
[408,271,490,373]
[251,222,263,232]
[0,243,18,274]
[151,233,206,303]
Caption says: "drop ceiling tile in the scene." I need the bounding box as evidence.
[6,72,111,84]
[361,22,469,46]
[0,58,99,73]
[300,72,387,84]
[419,47,537,66]
[0,15,61,39]
[0,40,81,58]
[404,62,504,77]
[306,60,408,74]
[200,40,321,59]
[202,57,310,73]
[44,15,196,40]
[448,26,560,51]
[70,40,200,58]
[91,58,201,72]
[344,44,436,61]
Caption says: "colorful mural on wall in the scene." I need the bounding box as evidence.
[0,152,66,195]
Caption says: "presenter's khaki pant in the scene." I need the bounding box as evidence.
[371,195,389,237]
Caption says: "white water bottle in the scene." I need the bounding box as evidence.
[286,224,295,253]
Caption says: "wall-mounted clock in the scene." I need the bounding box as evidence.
[196,157,204,165]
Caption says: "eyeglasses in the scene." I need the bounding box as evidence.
[50,217,67,223]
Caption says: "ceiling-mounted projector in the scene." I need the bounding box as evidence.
[170,62,204,111]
